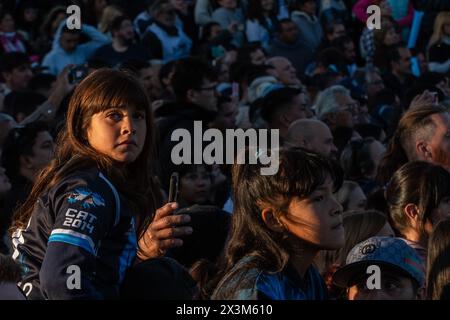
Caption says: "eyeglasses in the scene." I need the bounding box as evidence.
[340,102,360,114]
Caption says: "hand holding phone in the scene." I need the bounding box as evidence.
[168,172,179,203]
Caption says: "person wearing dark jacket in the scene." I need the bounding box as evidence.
[155,57,218,182]
[267,19,315,76]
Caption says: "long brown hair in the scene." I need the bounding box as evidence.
[385,161,450,237]
[212,147,343,298]
[376,104,447,186]
[10,69,160,238]
[427,218,450,300]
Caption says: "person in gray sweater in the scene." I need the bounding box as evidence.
[291,0,323,51]
[212,0,245,47]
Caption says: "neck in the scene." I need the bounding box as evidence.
[403,228,428,248]
[112,38,128,52]
[289,240,319,278]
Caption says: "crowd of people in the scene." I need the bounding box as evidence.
[0,0,450,300]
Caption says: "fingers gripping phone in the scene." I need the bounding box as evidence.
[168,172,179,203]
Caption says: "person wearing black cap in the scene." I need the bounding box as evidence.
[333,236,425,300]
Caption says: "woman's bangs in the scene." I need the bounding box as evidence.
[82,75,150,115]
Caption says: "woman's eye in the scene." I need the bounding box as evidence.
[313,195,324,202]
[133,112,145,120]
[107,112,123,121]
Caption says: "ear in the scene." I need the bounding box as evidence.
[416,141,432,161]
[261,207,284,232]
[298,138,309,149]
[404,203,419,226]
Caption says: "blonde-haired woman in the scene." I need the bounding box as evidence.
[98,5,125,36]
[428,11,450,74]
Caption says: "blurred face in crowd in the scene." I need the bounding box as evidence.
[24,7,38,23]
[114,19,135,43]
[155,4,177,28]
[279,21,299,45]
[301,0,317,16]
[250,49,266,65]
[423,112,450,170]
[179,165,212,205]
[261,0,274,12]
[346,184,367,211]
[278,177,344,250]
[218,0,237,9]
[343,41,356,62]
[291,121,337,158]
[138,67,154,93]
[2,64,32,91]
[384,26,400,46]
[0,13,15,32]
[212,100,238,130]
[189,78,218,112]
[394,47,412,75]
[328,23,346,41]
[367,73,384,98]
[209,24,222,40]
[171,0,189,15]
[285,93,313,123]
[335,93,359,125]
[0,167,11,194]
[268,57,299,86]
[444,19,450,37]
[60,31,80,53]
[21,131,55,179]
[87,106,146,163]
[348,269,417,300]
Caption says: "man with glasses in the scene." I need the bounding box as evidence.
[314,85,361,131]
[155,56,218,181]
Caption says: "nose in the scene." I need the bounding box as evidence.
[122,116,136,135]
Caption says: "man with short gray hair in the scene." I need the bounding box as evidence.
[314,85,359,130]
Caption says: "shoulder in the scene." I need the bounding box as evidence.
[48,168,118,210]
[212,259,262,300]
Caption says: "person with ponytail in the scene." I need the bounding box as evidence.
[9,69,191,299]
[211,147,345,300]
[385,161,450,268]
[377,104,449,186]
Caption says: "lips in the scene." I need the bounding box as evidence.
[331,222,343,230]
[117,140,137,147]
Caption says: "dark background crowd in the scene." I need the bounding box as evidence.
[0,0,450,300]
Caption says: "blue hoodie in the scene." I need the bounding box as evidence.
[41,21,110,75]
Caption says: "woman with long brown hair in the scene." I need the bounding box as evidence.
[9,69,189,299]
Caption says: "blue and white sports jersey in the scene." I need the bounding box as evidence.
[212,257,328,300]
[12,167,137,300]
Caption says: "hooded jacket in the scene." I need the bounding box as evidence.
[41,21,110,75]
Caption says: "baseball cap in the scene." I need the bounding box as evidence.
[333,236,425,288]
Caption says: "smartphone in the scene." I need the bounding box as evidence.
[168,172,179,203]
[68,65,88,85]
[431,92,439,104]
